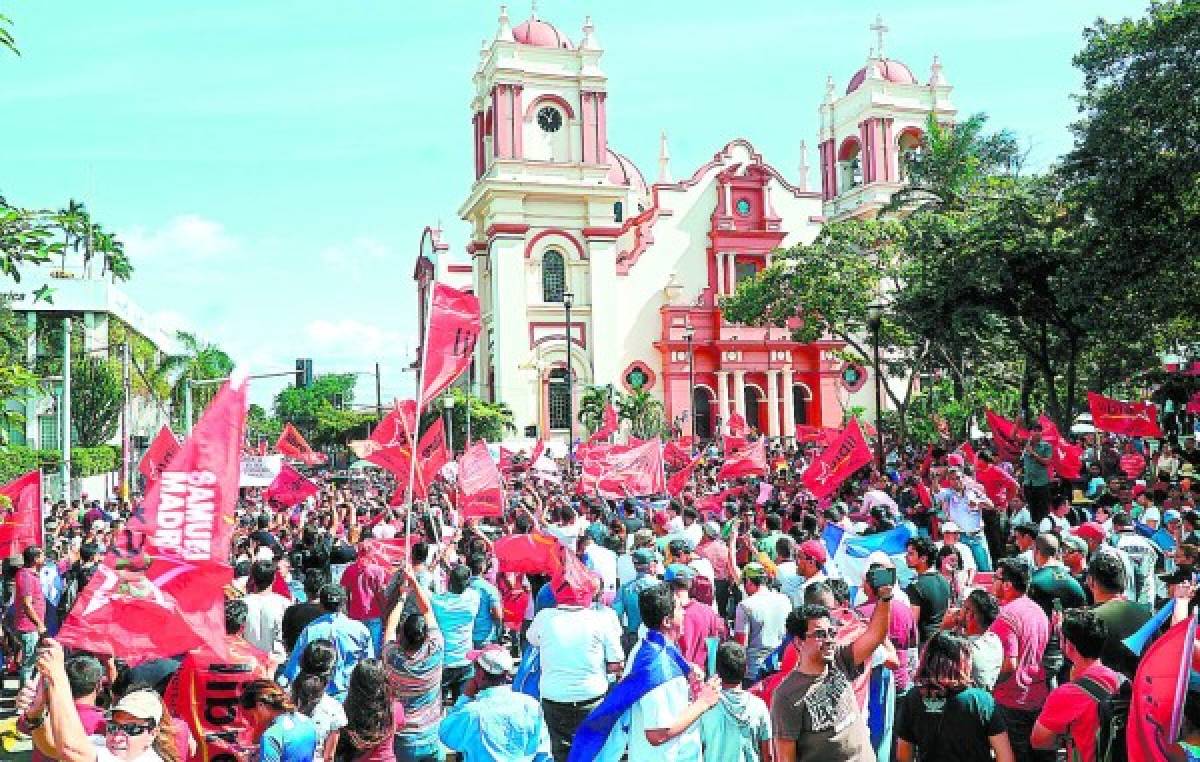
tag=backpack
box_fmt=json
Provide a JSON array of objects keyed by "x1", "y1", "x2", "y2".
[{"x1": 1075, "y1": 675, "x2": 1130, "y2": 762}]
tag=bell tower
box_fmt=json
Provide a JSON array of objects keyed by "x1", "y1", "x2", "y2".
[{"x1": 817, "y1": 16, "x2": 956, "y2": 220}]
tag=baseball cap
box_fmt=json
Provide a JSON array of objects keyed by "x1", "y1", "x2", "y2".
[
  {"x1": 941, "y1": 521, "x2": 961, "y2": 534},
  {"x1": 1112, "y1": 511, "x2": 1133, "y2": 529},
  {"x1": 664, "y1": 563, "x2": 695, "y2": 583},
  {"x1": 1165, "y1": 509, "x2": 1182, "y2": 524},
  {"x1": 112, "y1": 690, "x2": 164, "y2": 724},
  {"x1": 1061, "y1": 534, "x2": 1088, "y2": 555},
  {"x1": 467, "y1": 644, "x2": 516, "y2": 676},
  {"x1": 743, "y1": 562, "x2": 768, "y2": 581},
  {"x1": 702, "y1": 521, "x2": 721, "y2": 538},
  {"x1": 1073, "y1": 522, "x2": 1107, "y2": 544},
  {"x1": 799, "y1": 540, "x2": 828, "y2": 565},
  {"x1": 632, "y1": 548, "x2": 655, "y2": 566},
  {"x1": 668, "y1": 538, "x2": 692, "y2": 555},
  {"x1": 319, "y1": 583, "x2": 348, "y2": 609}
]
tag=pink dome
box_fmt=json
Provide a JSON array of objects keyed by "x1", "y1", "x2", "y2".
[
  {"x1": 606, "y1": 149, "x2": 648, "y2": 196},
  {"x1": 845, "y1": 59, "x2": 917, "y2": 94},
  {"x1": 513, "y1": 17, "x2": 573, "y2": 49}
]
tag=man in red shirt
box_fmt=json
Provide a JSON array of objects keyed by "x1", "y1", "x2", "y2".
[
  {"x1": 13, "y1": 545, "x2": 47, "y2": 688},
  {"x1": 340, "y1": 539, "x2": 391, "y2": 653},
  {"x1": 664, "y1": 563, "x2": 725, "y2": 676},
  {"x1": 990, "y1": 557, "x2": 1052, "y2": 762},
  {"x1": 1031, "y1": 608, "x2": 1124, "y2": 761}
]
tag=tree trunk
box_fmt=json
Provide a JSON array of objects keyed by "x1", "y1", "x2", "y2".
[
  {"x1": 1019, "y1": 352, "x2": 1035, "y2": 425},
  {"x1": 1063, "y1": 335, "x2": 1079, "y2": 432}
]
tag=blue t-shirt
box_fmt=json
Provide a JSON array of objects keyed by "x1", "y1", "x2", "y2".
[
  {"x1": 469, "y1": 576, "x2": 502, "y2": 645},
  {"x1": 432, "y1": 588, "x2": 481, "y2": 668},
  {"x1": 258, "y1": 712, "x2": 318, "y2": 762}
]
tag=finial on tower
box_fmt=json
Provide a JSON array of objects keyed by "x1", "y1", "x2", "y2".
[
  {"x1": 658, "y1": 131, "x2": 673, "y2": 184},
  {"x1": 581, "y1": 16, "x2": 599, "y2": 49},
  {"x1": 824, "y1": 74, "x2": 836, "y2": 103},
  {"x1": 865, "y1": 49, "x2": 881, "y2": 79},
  {"x1": 928, "y1": 54, "x2": 947, "y2": 86},
  {"x1": 530, "y1": 0, "x2": 538, "y2": 19},
  {"x1": 870, "y1": 14, "x2": 889, "y2": 59},
  {"x1": 797, "y1": 140, "x2": 810, "y2": 192},
  {"x1": 497, "y1": 5, "x2": 515, "y2": 42}
]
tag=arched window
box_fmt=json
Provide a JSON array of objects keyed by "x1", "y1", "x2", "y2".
[
  {"x1": 692, "y1": 387, "x2": 714, "y2": 440},
  {"x1": 613, "y1": 201, "x2": 623, "y2": 223},
  {"x1": 542, "y1": 249, "x2": 565, "y2": 303},
  {"x1": 792, "y1": 384, "x2": 812, "y2": 426},
  {"x1": 838, "y1": 138, "x2": 863, "y2": 192},
  {"x1": 548, "y1": 368, "x2": 570, "y2": 430},
  {"x1": 897, "y1": 129, "x2": 924, "y2": 182},
  {"x1": 743, "y1": 386, "x2": 762, "y2": 432}
]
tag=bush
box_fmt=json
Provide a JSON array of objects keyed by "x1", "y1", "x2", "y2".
[{"x1": 0, "y1": 444, "x2": 121, "y2": 482}]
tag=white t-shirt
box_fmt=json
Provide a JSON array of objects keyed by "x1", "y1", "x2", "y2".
[
  {"x1": 242, "y1": 590, "x2": 290, "y2": 657},
  {"x1": 626, "y1": 675, "x2": 702, "y2": 762},
  {"x1": 372, "y1": 523, "x2": 397, "y2": 539},
  {"x1": 585, "y1": 544, "x2": 619, "y2": 595},
  {"x1": 307, "y1": 693, "x2": 347, "y2": 747},
  {"x1": 1039, "y1": 515, "x2": 1071, "y2": 535},
  {"x1": 969, "y1": 631, "x2": 1003, "y2": 690},
  {"x1": 687, "y1": 557, "x2": 715, "y2": 583},
  {"x1": 680, "y1": 523, "x2": 703, "y2": 550},
  {"x1": 527, "y1": 606, "x2": 625, "y2": 702},
  {"x1": 545, "y1": 519, "x2": 587, "y2": 550}
]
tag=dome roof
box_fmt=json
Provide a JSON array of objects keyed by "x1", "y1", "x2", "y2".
[
  {"x1": 845, "y1": 59, "x2": 917, "y2": 94},
  {"x1": 513, "y1": 17, "x2": 573, "y2": 49},
  {"x1": 606, "y1": 149, "x2": 648, "y2": 197}
]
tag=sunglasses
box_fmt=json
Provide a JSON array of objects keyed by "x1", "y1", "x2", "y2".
[
  {"x1": 105, "y1": 721, "x2": 155, "y2": 737},
  {"x1": 806, "y1": 628, "x2": 836, "y2": 641}
]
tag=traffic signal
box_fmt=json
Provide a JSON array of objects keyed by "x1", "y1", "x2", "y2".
[{"x1": 295, "y1": 358, "x2": 313, "y2": 388}]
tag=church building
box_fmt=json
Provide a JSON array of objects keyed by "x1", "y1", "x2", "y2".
[{"x1": 416, "y1": 7, "x2": 956, "y2": 443}]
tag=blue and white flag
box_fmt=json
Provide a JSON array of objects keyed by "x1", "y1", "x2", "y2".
[{"x1": 832, "y1": 523, "x2": 916, "y2": 587}]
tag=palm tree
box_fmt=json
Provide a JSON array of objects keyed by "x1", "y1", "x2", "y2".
[
  {"x1": 90, "y1": 225, "x2": 132, "y2": 281},
  {"x1": 161, "y1": 331, "x2": 234, "y2": 429},
  {"x1": 51, "y1": 199, "x2": 89, "y2": 272},
  {"x1": 616, "y1": 389, "x2": 667, "y2": 440},
  {"x1": 0, "y1": 13, "x2": 18, "y2": 56},
  {"x1": 577, "y1": 384, "x2": 615, "y2": 435}
]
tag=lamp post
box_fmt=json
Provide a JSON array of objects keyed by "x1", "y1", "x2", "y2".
[
  {"x1": 443, "y1": 395, "x2": 455, "y2": 455},
  {"x1": 866, "y1": 302, "x2": 886, "y2": 471},
  {"x1": 682, "y1": 322, "x2": 695, "y2": 443},
  {"x1": 563, "y1": 289, "x2": 574, "y2": 447}
]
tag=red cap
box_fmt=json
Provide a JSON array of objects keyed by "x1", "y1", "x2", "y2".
[
  {"x1": 1132, "y1": 484, "x2": 1147, "y2": 498},
  {"x1": 1074, "y1": 522, "x2": 1107, "y2": 545},
  {"x1": 799, "y1": 539, "x2": 828, "y2": 565},
  {"x1": 946, "y1": 453, "x2": 965, "y2": 467}
]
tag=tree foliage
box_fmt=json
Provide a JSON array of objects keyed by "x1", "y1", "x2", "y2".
[
  {"x1": 423, "y1": 387, "x2": 516, "y2": 451},
  {"x1": 71, "y1": 356, "x2": 123, "y2": 447},
  {"x1": 167, "y1": 331, "x2": 234, "y2": 429}
]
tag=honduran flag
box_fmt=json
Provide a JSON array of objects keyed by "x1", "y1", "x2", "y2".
[{"x1": 568, "y1": 630, "x2": 692, "y2": 761}]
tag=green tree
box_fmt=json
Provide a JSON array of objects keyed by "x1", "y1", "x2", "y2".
[
  {"x1": 577, "y1": 384, "x2": 615, "y2": 435},
  {"x1": 616, "y1": 389, "x2": 666, "y2": 440},
  {"x1": 246, "y1": 404, "x2": 283, "y2": 445},
  {"x1": 423, "y1": 387, "x2": 515, "y2": 451},
  {"x1": 71, "y1": 356, "x2": 123, "y2": 447},
  {"x1": 0, "y1": 12, "x2": 17, "y2": 56},
  {"x1": 0, "y1": 197, "x2": 53, "y2": 280},
  {"x1": 165, "y1": 331, "x2": 234, "y2": 429},
  {"x1": 274, "y1": 373, "x2": 357, "y2": 425}
]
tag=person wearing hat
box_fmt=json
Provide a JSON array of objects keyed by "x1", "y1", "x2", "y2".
[
  {"x1": 934, "y1": 467, "x2": 995, "y2": 572},
  {"x1": 788, "y1": 539, "x2": 830, "y2": 608},
  {"x1": 1060, "y1": 533, "x2": 1090, "y2": 583},
  {"x1": 282, "y1": 582, "x2": 375, "y2": 701},
  {"x1": 936, "y1": 521, "x2": 978, "y2": 586},
  {"x1": 439, "y1": 644, "x2": 553, "y2": 760},
  {"x1": 733, "y1": 561, "x2": 791, "y2": 681},
  {"x1": 615, "y1": 548, "x2": 662, "y2": 652}
]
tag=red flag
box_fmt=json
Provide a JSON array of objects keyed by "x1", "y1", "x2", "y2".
[
  {"x1": 585, "y1": 404, "x2": 620, "y2": 446},
  {"x1": 727, "y1": 411, "x2": 748, "y2": 436},
  {"x1": 494, "y1": 532, "x2": 563, "y2": 574},
  {"x1": 264, "y1": 462, "x2": 318, "y2": 507},
  {"x1": 723, "y1": 434, "x2": 748, "y2": 453},
  {"x1": 1088, "y1": 391, "x2": 1163, "y2": 438},
  {"x1": 1187, "y1": 392, "x2": 1200, "y2": 415},
  {"x1": 1038, "y1": 415, "x2": 1083, "y2": 479},
  {"x1": 801, "y1": 419, "x2": 873, "y2": 499},
  {"x1": 718, "y1": 438, "x2": 768, "y2": 480},
  {"x1": 138, "y1": 425, "x2": 181, "y2": 484},
  {"x1": 958, "y1": 442, "x2": 978, "y2": 469},
  {"x1": 125, "y1": 377, "x2": 247, "y2": 563},
  {"x1": 414, "y1": 418, "x2": 450, "y2": 498},
  {"x1": 353, "y1": 399, "x2": 418, "y2": 477},
  {"x1": 420, "y1": 282, "x2": 481, "y2": 405},
  {"x1": 275, "y1": 422, "x2": 327, "y2": 465},
  {"x1": 696, "y1": 486, "x2": 741, "y2": 517},
  {"x1": 529, "y1": 438, "x2": 546, "y2": 466},
  {"x1": 984, "y1": 410, "x2": 1026, "y2": 463},
  {"x1": 0, "y1": 470, "x2": 41, "y2": 558},
  {"x1": 667, "y1": 454, "x2": 702, "y2": 497},
  {"x1": 498, "y1": 446, "x2": 516, "y2": 475},
  {"x1": 1128, "y1": 614, "x2": 1196, "y2": 761},
  {"x1": 578, "y1": 438, "x2": 667, "y2": 499},
  {"x1": 458, "y1": 441, "x2": 504, "y2": 518},
  {"x1": 359, "y1": 537, "x2": 417, "y2": 568},
  {"x1": 663, "y1": 440, "x2": 692, "y2": 470},
  {"x1": 58, "y1": 557, "x2": 231, "y2": 663}
]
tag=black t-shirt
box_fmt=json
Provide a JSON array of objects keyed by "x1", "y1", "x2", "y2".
[
  {"x1": 905, "y1": 571, "x2": 952, "y2": 643},
  {"x1": 281, "y1": 602, "x2": 325, "y2": 652},
  {"x1": 1092, "y1": 598, "x2": 1152, "y2": 678},
  {"x1": 895, "y1": 687, "x2": 1006, "y2": 762}
]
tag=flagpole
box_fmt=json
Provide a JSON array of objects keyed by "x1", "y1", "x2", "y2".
[{"x1": 404, "y1": 282, "x2": 438, "y2": 558}]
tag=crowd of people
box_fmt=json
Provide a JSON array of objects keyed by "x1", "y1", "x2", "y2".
[{"x1": 5, "y1": 418, "x2": 1200, "y2": 762}]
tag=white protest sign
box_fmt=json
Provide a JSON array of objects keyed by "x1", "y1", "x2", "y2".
[{"x1": 239, "y1": 455, "x2": 283, "y2": 487}]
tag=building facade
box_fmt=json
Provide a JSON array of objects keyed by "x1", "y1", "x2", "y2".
[{"x1": 423, "y1": 8, "x2": 955, "y2": 443}]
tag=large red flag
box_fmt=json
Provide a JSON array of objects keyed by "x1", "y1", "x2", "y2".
[
  {"x1": 359, "y1": 537, "x2": 418, "y2": 568},
  {"x1": 458, "y1": 441, "x2": 504, "y2": 518},
  {"x1": 1038, "y1": 415, "x2": 1083, "y2": 479},
  {"x1": 125, "y1": 377, "x2": 247, "y2": 563},
  {"x1": 1128, "y1": 614, "x2": 1196, "y2": 761},
  {"x1": 275, "y1": 422, "x2": 327, "y2": 465},
  {"x1": 0, "y1": 470, "x2": 41, "y2": 558},
  {"x1": 138, "y1": 425, "x2": 181, "y2": 484},
  {"x1": 353, "y1": 399, "x2": 417, "y2": 477},
  {"x1": 1187, "y1": 392, "x2": 1200, "y2": 415},
  {"x1": 57, "y1": 557, "x2": 231, "y2": 663},
  {"x1": 420, "y1": 282, "x2": 481, "y2": 405},
  {"x1": 727, "y1": 411, "x2": 748, "y2": 436},
  {"x1": 264, "y1": 462, "x2": 318, "y2": 507},
  {"x1": 415, "y1": 418, "x2": 450, "y2": 499},
  {"x1": 984, "y1": 410, "x2": 1026, "y2": 463},
  {"x1": 1088, "y1": 391, "x2": 1163, "y2": 438},
  {"x1": 578, "y1": 438, "x2": 667, "y2": 499},
  {"x1": 663, "y1": 440, "x2": 692, "y2": 470},
  {"x1": 696, "y1": 486, "x2": 742, "y2": 517},
  {"x1": 494, "y1": 532, "x2": 563, "y2": 574},
  {"x1": 667, "y1": 454, "x2": 703, "y2": 497},
  {"x1": 718, "y1": 438, "x2": 767, "y2": 480},
  {"x1": 801, "y1": 419, "x2": 873, "y2": 499}
]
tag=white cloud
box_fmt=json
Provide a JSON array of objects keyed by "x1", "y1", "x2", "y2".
[
  {"x1": 317, "y1": 235, "x2": 392, "y2": 266},
  {"x1": 122, "y1": 214, "x2": 238, "y2": 260},
  {"x1": 305, "y1": 318, "x2": 414, "y2": 360}
]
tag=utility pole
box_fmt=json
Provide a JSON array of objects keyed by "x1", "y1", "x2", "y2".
[
  {"x1": 465, "y1": 358, "x2": 473, "y2": 446},
  {"x1": 183, "y1": 378, "x2": 193, "y2": 435},
  {"x1": 60, "y1": 318, "x2": 72, "y2": 501},
  {"x1": 121, "y1": 343, "x2": 131, "y2": 503},
  {"x1": 374, "y1": 362, "x2": 383, "y2": 420}
]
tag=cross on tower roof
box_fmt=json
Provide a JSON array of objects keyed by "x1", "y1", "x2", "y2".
[
  {"x1": 871, "y1": 14, "x2": 888, "y2": 59},
  {"x1": 530, "y1": 0, "x2": 538, "y2": 19}
]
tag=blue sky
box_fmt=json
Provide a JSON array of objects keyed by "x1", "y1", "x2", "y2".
[{"x1": 0, "y1": 0, "x2": 1145, "y2": 408}]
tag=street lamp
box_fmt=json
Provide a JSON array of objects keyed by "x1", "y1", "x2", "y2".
[
  {"x1": 682, "y1": 322, "x2": 695, "y2": 443},
  {"x1": 865, "y1": 302, "x2": 886, "y2": 471},
  {"x1": 443, "y1": 395, "x2": 455, "y2": 455},
  {"x1": 563, "y1": 290, "x2": 574, "y2": 447}
]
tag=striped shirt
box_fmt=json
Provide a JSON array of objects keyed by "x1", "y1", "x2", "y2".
[{"x1": 383, "y1": 630, "x2": 445, "y2": 745}]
